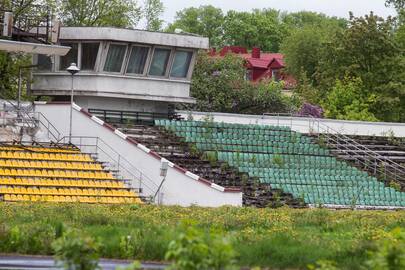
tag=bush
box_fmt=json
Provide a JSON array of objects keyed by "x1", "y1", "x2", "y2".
[
  {"x1": 165, "y1": 222, "x2": 236, "y2": 270},
  {"x1": 364, "y1": 227, "x2": 405, "y2": 270},
  {"x1": 52, "y1": 229, "x2": 101, "y2": 270}
]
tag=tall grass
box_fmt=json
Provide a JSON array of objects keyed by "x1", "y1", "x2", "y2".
[{"x1": 0, "y1": 202, "x2": 403, "y2": 269}]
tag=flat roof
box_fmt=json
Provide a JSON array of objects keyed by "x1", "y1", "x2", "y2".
[
  {"x1": 58, "y1": 27, "x2": 209, "y2": 49},
  {"x1": 0, "y1": 39, "x2": 70, "y2": 55}
]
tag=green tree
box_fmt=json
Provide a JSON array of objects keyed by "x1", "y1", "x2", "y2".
[
  {"x1": 385, "y1": 0, "x2": 405, "y2": 12},
  {"x1": 281, "y1": 11, "x2": 347, "y2": 31},
  {"x1": 189, "y1": 52, "x2": 247, "y2": 112},
  {"x1": 188, "y1": 52, "x2": 297, "y2": 114},
  {"x1": 223, "y1": 9, "x2": 284, "y2": 52},
  {"x1": 316, "y1": 12, "x2": 405, "y2": 122},
  {"x1": 166, "y1": 5, "x2": 224, "y2": 47},
  {"x1": 143, "y1": 0, "x2": 164, "y2": 31},
  {"x1": 56, "y1": 0, "x2": 142, "y2": 27},
  {"x1": 323, "y1": 77, "x2": 378, "y2": 121},
  {"x1": 281, "y1": 25, "x2": 335, "y2": 84}
]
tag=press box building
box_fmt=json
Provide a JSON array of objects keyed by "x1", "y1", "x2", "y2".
[{"x1": 31, "y1": 27, "x2": 209, "y2": 118}]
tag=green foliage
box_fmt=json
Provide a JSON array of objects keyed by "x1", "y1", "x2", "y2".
[
  {"x1": 223, "y1": 9, "x2": 285, "y2": 52},
  {"x1": 272, "y1": 154, "x2": 284, "y2": 168},
  {"x1": 143, "y1": 0, "x2": 164, "y2": 31},
  {"x1": 53, "y1": 232, "x2": 98, "y2": 268},
  {"x1": 189, "y1": 52, "x2": 246, "y2": 112},
  {"x1": 166, "y1": 5, "x2": 224, "y2": 47},
  {"x1": 364, "y1": 227, "x2": 405, "y2": 270},
  {"x1": 389, "y1": 181, "x2": 401, "y2": 192},
  {"x1": 316, "y1": 13, "x2": 405, "y2": 122},
  {"x1": 308, "y1": 260, "x2": 340, "y2": 270},
  {"x1": 0, "y1": 203, "x2": 405, "y2": 269},
  {"x1": 386, "y1": 0, "x2": 405, "y2": 12},
  {"x1": 52, "y1": 228, "x2": 100, "y2": 270},
  {"x1": 165, "y1": 222, "x2": 236, "y2": 270},
  {"x1": 0, "y1": 52, "x2": 31, "y2": 100},
  {"x1": 280, "y1": 21, "x2": 345, "y2": 87},
  {"x1": 188, "y1": 52, "x2": 297, "y2": 114},
  {"x1": 55, "y1": 0, "x2": 142, "y2": 27},
  {"x1": 323, "y1": 77, "x2": 378, "y2": 121}
]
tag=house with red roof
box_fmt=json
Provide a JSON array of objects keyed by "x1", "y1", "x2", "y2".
[{"x1": 211, "y1": 46, "x2": 296, "y2": 89}]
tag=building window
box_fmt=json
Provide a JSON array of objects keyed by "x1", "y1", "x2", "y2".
[
  {"x1": 59, "y1": 43, "x2": 78, "y2": 70},
  {"x1": 126, "y1": 46, "x2": 149, "y2": 74},
  {"x1": 148, "y1": 48, "x2": 171, "y2": 76},
  {"x1": 81, "y1": 43, "x2": 99, "y2": 71},
  {"x1": 37, "y1": 55, "x2": 52, "y2": 71},
  {"x1": 170, "y1": 50, "x2": 192, "y2": 78},
  {"x1": 104, "y1": 44, "x2": 127, "y2": 72}
]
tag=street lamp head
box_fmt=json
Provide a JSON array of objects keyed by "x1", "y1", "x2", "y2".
[{"x1": 67, "y1": 63, "x2": 80, "y2": 75}]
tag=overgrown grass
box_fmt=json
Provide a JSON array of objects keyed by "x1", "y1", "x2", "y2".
[{"x1": 0, "y1": 203, "x2": 404, "y2": 269}]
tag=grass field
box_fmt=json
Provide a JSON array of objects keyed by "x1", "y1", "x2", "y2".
[{"x1": 0, "y1": 203, "x2": 404, "y2": 269}]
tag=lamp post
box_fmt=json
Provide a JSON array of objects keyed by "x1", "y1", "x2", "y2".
[{"x1": 67, "y1": 63, "x2": 80, "y2": 144}]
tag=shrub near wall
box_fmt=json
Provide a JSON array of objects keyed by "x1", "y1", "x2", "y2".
[{"x1": 0, "y1": 203, "x2": 404, "y2": 269}]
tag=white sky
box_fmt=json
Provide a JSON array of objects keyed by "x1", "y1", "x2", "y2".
[{"x1": 160, "y1": 0, "x2": 397, "y2": 25}]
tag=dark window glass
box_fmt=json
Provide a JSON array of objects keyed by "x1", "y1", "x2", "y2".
[
  {"x1": 60, "y1": 43, "x2": 78, "y2": 70},
  {"x1": 148, "y1": 48, "x2": 171, "y2": 76},
  {"x1": 81, "y1": 43, "x2": 99, "y2": 70},
  {"x1": 126, "y1": 46, "x2": 149, "y2": 74},
  {"x1": 37, "y1": 55, "x2": 52, "y2": 71},
  {"x1": 104, "y1": 44, "x2": 127, "y2": 72},
  {"x1": 170, "y1": 51, "x2": 192, "y2": 78}
]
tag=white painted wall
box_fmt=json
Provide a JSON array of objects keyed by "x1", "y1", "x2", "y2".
[
  {"x1": 75, "y1": 96, "x2": 169, "y2": 113},
  {"x1": 32, "y1": 73, "x2": 195, "y2": 104},
  {"x1": 179, "y1": 111, "x2": 405, "y2": 137},
  {"x1": 35, "y1": 104, "x2": 242, "y2": 207}
]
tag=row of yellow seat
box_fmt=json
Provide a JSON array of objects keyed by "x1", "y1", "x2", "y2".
[
  {"x1": 0, "y1": 186, "x2": 136, "y2": 197},
  {"x1": 0, "y1": 151, "x2": 93, "y2": 162},
  {"x1": 0, "y1": 159, "x2": 103, "y2": 171},
  {"x1": 0, "y1": 178, "x2": 125, "y2": 188},
  {"x1": 3, "y1": 194, "x2": 141, "y2": 204},
  {"x1": 0, "y1": 146, "x2": 80, "y2": 154},
  {"x1": 0, "y1": 169, "x2": 114, "y2": 179}
]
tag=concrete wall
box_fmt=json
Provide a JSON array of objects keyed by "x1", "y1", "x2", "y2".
[
  {"x1": 35, "y1": 103, "x2": 242, "y2": 207},
  {"x1": 59, "y1": 27, "x2": 209, "y2": 49},
  {"x1": 32, "y1": 73, "x2": 195, "y2": 104},
  {"x1": 178, "y1": 111, "x2": 405, "y2": 137},
  {"x1": 75, "y1": 96, "x2": 169, "y2": 113}
]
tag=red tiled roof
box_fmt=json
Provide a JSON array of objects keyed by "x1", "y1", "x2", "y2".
[{"x1": 240, "y1": 53, "x2": 285, "y2": 69}]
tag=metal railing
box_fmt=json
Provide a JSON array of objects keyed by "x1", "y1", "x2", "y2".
[
  {"x1": 0, "y1": 99, "x2": 61, "y2": 142},
  {"x1": 1, "y1": 6, "x2": 53, "y2": 43},
  {"x1": 58, "y1": 136, "x2": 160, "y2": 202},
  {"x1": 88, "y1": 108, "x2": 179, "y2": 126},
  {"x1": 308, "y1": 117, "x2": 405, "y2": 184}
]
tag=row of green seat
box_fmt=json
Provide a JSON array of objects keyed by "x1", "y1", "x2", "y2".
[
  {"x1": 156, "y1": 119, "x2": 292, "y2": 132},
  {"x1": 156, "y1": 120, "x2": 405, "y2": 207}
]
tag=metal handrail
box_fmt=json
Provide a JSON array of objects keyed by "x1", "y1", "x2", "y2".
[
  {"x1": 33, "y1": 111, "x2": 61, "y2": 141},
  {"x1": 0, "y1": 99, "x2": 61, "y2": 142},
  {"x1": 58, "y1": 136, "x2": 159, "y2": 199},
  {"x1": 308, "y1": 118, "x2": 405, "y2": 183}
]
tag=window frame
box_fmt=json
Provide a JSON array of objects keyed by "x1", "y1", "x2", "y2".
[
  {"x1": 79, "y1": 41, "x2": 102, "y2": 72},
  {"x1": 101, "y1": 42, "x2": 129, "y2": 74},
  {"x1": 57, "y1": 41, "x2": 79, "y2": 71},
  {"x1": 147, "y1": 46, "x2": 174, "y2": 78},
  {"x1": 168, "y1": 48, "x2": 195, "y2": 80},
  {"x1": 124, "y1": 44, "x2": 152, "y2": 76},
  {"x1": 34, "y1": 54, "x2": 54, "y2": 72}
]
